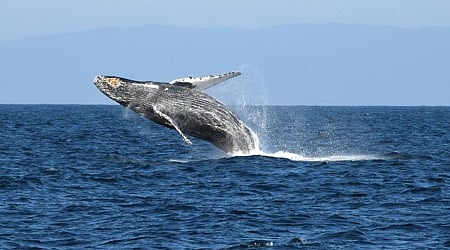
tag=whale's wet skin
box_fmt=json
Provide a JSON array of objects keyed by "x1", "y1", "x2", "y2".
[{"x1": 94, "y1": 72, "x2": 256, "y2": 154}]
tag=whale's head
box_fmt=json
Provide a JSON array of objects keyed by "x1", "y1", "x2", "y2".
[{"x1": 94, "y1": 75, "x2": 136, "y2": 106}]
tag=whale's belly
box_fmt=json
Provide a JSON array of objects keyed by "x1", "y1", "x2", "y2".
[{"x1": 130, "y1": 86, "x2": 256, "y2": 153}]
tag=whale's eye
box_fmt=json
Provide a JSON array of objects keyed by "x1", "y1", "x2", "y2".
[{"x1": 107, "y1": 78, "x2": 121, "y2": 88}]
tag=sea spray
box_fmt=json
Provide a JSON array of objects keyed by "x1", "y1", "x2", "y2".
[
  {"x1": 206, "y1": 65, "x2": 270, "y2": 150},
  {"x1": 235, "y1": 65, "x2": 269, "y2": 149},
  {"x1": 122, "y1": 106, "x2": 133, "y2": 119}
]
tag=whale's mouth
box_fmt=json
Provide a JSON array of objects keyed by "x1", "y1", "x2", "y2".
[
  {"x1": 93, "y1": 75, "x2": 103, "y2": 83},
  {"x1": 93, "y1": 75, "x2": 128, "y2": 105},
  {"x1": 93, "y1": 75, "x2": 106, "y2": 90}
]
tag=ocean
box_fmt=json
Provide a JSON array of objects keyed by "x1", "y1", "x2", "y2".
[{"x1": 0, "y1": 105, "x2": 449, "y2": 249}]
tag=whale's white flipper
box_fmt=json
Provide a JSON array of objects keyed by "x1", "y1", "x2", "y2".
[
  {"x1": 170, "y1": 71, "x2": 241, "y2": 90},
  {"x1": 154, "y1": 107, "x2": 192, "y2": 145}
]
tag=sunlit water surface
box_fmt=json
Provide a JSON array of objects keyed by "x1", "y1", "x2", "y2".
[{"x1": 0, "y1": 105, "x2": 449, "y2": 249}]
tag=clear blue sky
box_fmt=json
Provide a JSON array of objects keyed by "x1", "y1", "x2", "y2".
[
  {"x1": 1, "y1": 0, "x2": 450, "y2": 105},
  {"x1": 2, "y1": 0, "x2": 450, "y2": 42}
]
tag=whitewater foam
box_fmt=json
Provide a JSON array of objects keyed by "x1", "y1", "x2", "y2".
[
  {"x1": 266, "y1": 151, "x2": 382, "y2": 162},
  {"x1": 232, "y1": 149, "x2": 381, "y2": 162}
]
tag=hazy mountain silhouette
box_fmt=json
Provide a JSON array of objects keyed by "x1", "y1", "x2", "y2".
[{"x1": 1, "y1": 24, "x2": 449, "y2": 105}]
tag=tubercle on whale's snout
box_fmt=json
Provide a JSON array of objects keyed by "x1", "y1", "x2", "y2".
[
  {"x1": 93, "y1": 75, "x2": 103, "y2": 83},
  {"x1": 93, "y1": 75, "x2": 107, "y2": 89}
]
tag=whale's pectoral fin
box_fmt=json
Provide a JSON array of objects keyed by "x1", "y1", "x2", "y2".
[
  {"x1": 153, "y1": 107, "x2": 192, "y2": 145},
  {"x1": 169, "y1": 71, "x2": 241, "y2": 91}
]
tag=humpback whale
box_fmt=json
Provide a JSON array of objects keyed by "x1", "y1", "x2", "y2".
[{"x1": 93, "y1": 71, "x2": 256, "y2": 153}]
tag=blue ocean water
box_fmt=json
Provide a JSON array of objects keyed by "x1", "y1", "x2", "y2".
[{"x1": 0, "y1": 105, "x2": 449, "y2": 249}]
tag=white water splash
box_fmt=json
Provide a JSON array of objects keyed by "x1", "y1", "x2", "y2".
[
  {"x1": 232, "y1": 130, "x2": 382, "y2": 162},
  {"x1": 122, "y1": 106, "x2": 133, "y2": 119},
  {"x1": 262, "y1": 151, "x2": 382, "y2": 162},
  {"x1": 213, "y1": 66, "x2": 383, "y2": 163},
  {"x1": 233, "y1": 148, "x2": 383, "y2": 162}
]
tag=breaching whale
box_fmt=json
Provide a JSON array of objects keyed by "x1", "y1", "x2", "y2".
[{"x1": 93, "y1": 71, "x2": 256, "y2": 153}]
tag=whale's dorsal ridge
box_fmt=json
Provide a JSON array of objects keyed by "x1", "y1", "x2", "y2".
[{"x1": 169, "y1": 71, "x2": 241, "y2": 90}]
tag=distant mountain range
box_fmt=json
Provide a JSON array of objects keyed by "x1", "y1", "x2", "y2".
[{"x1": 1, "y1": 24, "x2": 449, "y2": 105}]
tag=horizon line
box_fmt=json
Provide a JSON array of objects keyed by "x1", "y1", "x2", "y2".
[{"x1": 2, "y1": 21, "x2": 450, "y2": 44}]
